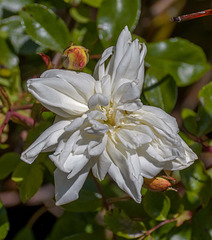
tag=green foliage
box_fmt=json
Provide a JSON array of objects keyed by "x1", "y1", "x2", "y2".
[
  {"x1": 0, "y1": 152, "x2": 20, "y2": 180},
  {"x1": 104, "y1": 209, "x2": 145, "y2": 239},
  {"x1": 180, "y1": 161, "x2": 212, "y2": 207},
  {"x1": 12, "y1": 161, "x2": 44, "y2": 203},
  {"x1": 0, "y1": 201, "x2": 9, "y2": 240},
  {"x1": 19, "y1": 4, "x2": 70, "y2": 52},
  {"x1": 197, "y1": 81, "x2": 212, "y2": 136},
  {"x1": 144, "y1": 70, "x2": 177, "y2": 113},
  {"x1": 143, "y1": 191, "x2": 170, "y2": 221},
  {"x1": 97, "y1": 0, "x2": 141, "y2": 47},
  {"x1": 13, "y1": 227, "x2": 35, "y2": 240},
  {"x1": 146, "y1": 38, "x2": 210, "y2": 86},
  {"x1": 63, "y1": 190, "x2": 102, "y2": 212}
]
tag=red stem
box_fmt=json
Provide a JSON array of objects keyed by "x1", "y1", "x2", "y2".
[{"x1": 0, "y1": 109, "x2": 13, "y2": 135}]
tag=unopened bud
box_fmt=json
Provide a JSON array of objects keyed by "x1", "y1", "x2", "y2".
[
  {"x1": 144, "y1": 177, "x2": 172, "y2": 192},
  {"x1": 62, "y1": 44, "x2": 89, "y2": 70}
]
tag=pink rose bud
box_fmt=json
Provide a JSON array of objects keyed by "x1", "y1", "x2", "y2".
[
  {"x1": 144, "y1": 177, "x2": 172, "y2": 192},
  {"x1": 62, "y1": 44, "x2": 89, "y2": 70}
]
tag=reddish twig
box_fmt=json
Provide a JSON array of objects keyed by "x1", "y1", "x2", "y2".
[
  {"x1": 12, "y1": 104, "x2": 33, "y2": 111},
  {"x1": 138, "y1": 218, "x2": 176, "y2": 239},
  {"x1": 0, "y1": 109, "x2": 13, "y2": 135},
  {"x1": 90, "y1": 54, "x2": 102, "y2": 59}
]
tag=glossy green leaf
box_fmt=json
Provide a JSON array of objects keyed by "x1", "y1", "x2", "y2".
[
  {"x1": 63, "y1": 190, "x2": 102, "y2": 212},
  {"x1": 12, "y1": 162, "x2": 44, "y2": 203},
  {"x1": 0, "y1": 201, "x2": 9, "y2": 240},
  {"x1": 0, "y1": 16, "x2": 29, "y2": 53},
  {"x1": 0, "y1": 0, "x2": 33, "y2": 12},
  {"x1": 197, "y1": 81, "x2": 212, "y2": 136},
  {"x1": 0, "y1": 152, "x2": 20, "y2": 180},
  {"x1": 143, "y1": 69, "x2": 177, "y2": 113},
  {"x1": 97, "y1": 0, "x2": 141, "y2": 47},
  {"x1": 19, "y1": 4, "x2": 70, "y2": 52},
  {"x1": 13, "y1": 227, "x2": 35, "y2": 240},
  {"x1": 82, "y1": 0, "x2": 102, "y2": 8},
  {"x1": 104, "y1": 209, "x2": 145, "y2": 239},
  {"x1": 182, "y1": 108, "x2": 198, "y2": 136},
  {"x1": 192, "y1": 203, "x2": 212, "y2": 240},
  {"x1": 146, "y1": 38, "x2": 210, "y2": 86},
  {"x1": 180, "y1": 160, "x2": 212, "y2": 206},
  {"x1": 0, "y1": 38, "x2": 19, "y2": 68},
  {"x1": 143, "y1": 191, "x2": 170, "y2": 221}
]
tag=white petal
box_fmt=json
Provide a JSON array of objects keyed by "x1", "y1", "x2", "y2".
[
  {"x1": 88, "y1": 135, "x2": 108, "y2": 156},
  {"x1": 54, "y1": 166, "x2": 89, "y2": 205},
  {"x1": 93, "y1": 46, "x2": 114, "y2": 80},
  {"x1": 21, "y1": 120, "x2": 70, "y2": 164},
  {"x1": 136, "y1": 43, "x2": 147, "y2": 92},
  {"x1": 28, "y1": 70, "x2": 95, "y2": 118},
  {"x1": 114, "y1": 39, "x2": 140, "y2": 83},
  {"x1": 108, "y1": 161, "x2": 143, "y2": 203},
  {"x1": 116, "y1": 127, "x2": 152, "y2": 149},
  {"x1": 111, "y1": 26, "x2": 132, "y2": 81},
  {"x1": 107, "y1": 138, "x2": 142, "y2": 202},
  {"x1": 92, "y1": 150, "x2": 112, "y2": 181},
  {"x1": 88, "y1": 93, "x2": 109, "y2": 109}
]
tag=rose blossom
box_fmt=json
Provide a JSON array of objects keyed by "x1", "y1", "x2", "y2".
[{"x1": 21, "y1": 26, "x2": 197, "y2": 205}]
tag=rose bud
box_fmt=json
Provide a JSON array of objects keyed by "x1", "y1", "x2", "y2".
[
  {"x1": 62, "y1": 44, "x2": 89, "y2": 70},
  {"x1": 143, "y1": 177, "x2": 172, "y2": 192}
]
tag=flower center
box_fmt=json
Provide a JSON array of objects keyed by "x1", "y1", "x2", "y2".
[{"x1": 106, "y1": 106, "x2": 116, "y2": 126}]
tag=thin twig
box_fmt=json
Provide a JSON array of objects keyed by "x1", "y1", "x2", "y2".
[
  {"x1": 26, "y1": 206, "x2": 47, "y2": 229},
  {"x1": 92, "y1": 175, "x2": 109, "y2": 210},
  {"x1": 90, "y1": 54, "x2": 102, "y2": 59},
  {"x1": 0, "y1": 109, "x2": 13, "y2": 135},
  {"x1": 12, "y1": 104, "x2": 33, "y2": 111}
]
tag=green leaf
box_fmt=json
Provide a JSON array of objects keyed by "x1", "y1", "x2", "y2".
[
  {"x1": 97, "y1": 0, "x2": 141, "y2": 47},
  {"x1": 104, "y1": 209, "x2": 145, "y2": 239},
  {"x1": 0, "y1": 16, "x2": 29, "y2": 53},
  {"x1": 146, "y1": 38, "x2": 210, "y2": 86},
  {"x1": 12, "y1": 162, "x2": 44, "y2": 203},
  {"x1": 0, "y1": 0, "x2": 33, "y2": 12},
  {"x1": 63, "y1": 190, "x2": 102, "y2": 212},
  {"x1": 192, "y1": 203, "x2": 212, "y2": 240},
  {"x1": 143, "y1": 69, "x2": 177, "y2": 113},
  {"x1": 19, "y1": 4, "x2": 70, "y2": 52},
  {"x1": 82, "y1": 0, "x2": 103, "y2": 8},
  {"x1": 0, "y1": 152, "x2": 20, "y2": 180},
  {"x1": 182, "y1": 108, "x2": 198, "y2": 136},
  {"x1": 179, "y1": 132, "x2": 202, "y2": 155},
  {"x1": 13, "y1": 227, "x2": 35, "y2": 240},
  {"x1": 180, "y1": 160, "x2": 212, "y2": 206},
  {"x1": 197, "y1": 81, "x2": 212, "y2": 136},
  {"x1": 143, "y1": 191, "x2": 170, "y2": 221},
  {"x1": 0, "y1": 38, "x2": 19, "y2": 68},
  {"x1": 0, "y1": 201, "x2": 9, "y2": 240},
  {"x1": 46, "y1": 212, "x2": 87, "y2": 240}
]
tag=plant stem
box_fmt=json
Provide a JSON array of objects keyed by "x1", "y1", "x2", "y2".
[
  {"x1": 26, "y1": 206, "x2": 47, "y2": 229},
  {"x1": 92, "y1": 175, "x2": 109, "y2": 210}
]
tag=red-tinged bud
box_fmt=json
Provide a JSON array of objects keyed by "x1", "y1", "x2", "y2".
[
  {"x1": 62, "y1": 44, "x2": 89, "y2": 70},
  {"x1": 37, "y1": 53, "x2": 54, "y2": 69},
  {"x1": 143, "y1": 177, "x2": 172, "y2": 192}
]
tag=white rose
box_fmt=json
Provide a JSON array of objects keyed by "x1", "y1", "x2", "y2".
[{"x1": 21, "y1": 26, "x2": 197, "y2": 205}]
